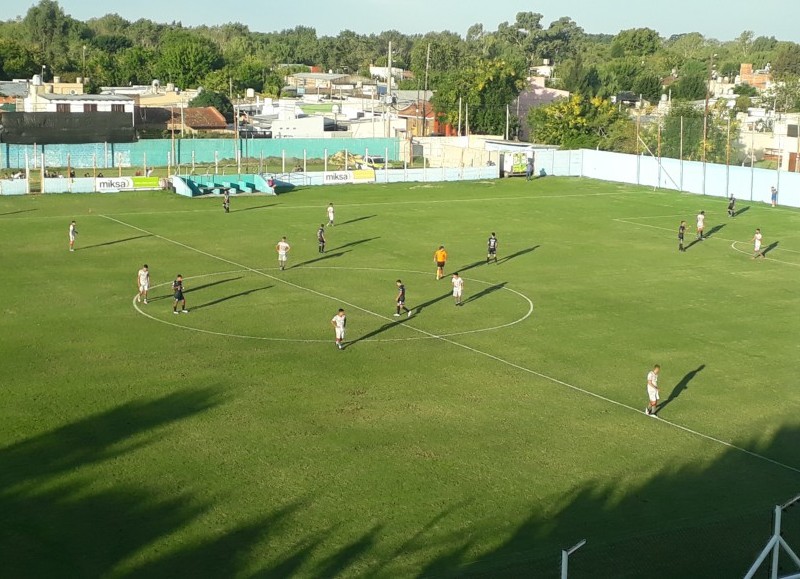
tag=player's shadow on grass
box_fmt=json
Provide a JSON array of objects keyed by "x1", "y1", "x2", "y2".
[
  {"x1": 657, "y1": 364, "x2": 705, "y2": 415},
  {"x1": 338, "y1": 214, "x2": 377, "y2": 226},
  {"x1": 78, "y1": 234, "x2": 152, "y2": 250},
  {"x1": 704, "y1": 224, "x2": 726, "y2": 239},
  {"x1": 685, "y1": 238, "x2": 703, "y2": 251},
  {"x1": 235, "y1": 203, "x2": 280, "y2": 212},
  {"x1": 0, "y1": 208, "x2": 37, "y2": 216},
  {"x1": 293, "y1": 251, "x2": 351, "y2": 268},
  {"x1": 327, "y1": 236, "x2": 381, "y2": 252},
  {"x1": 346, "y1": 318, "x2": 410, "y2": 348},
  {"x1": 497, "y1": 245, "x2": 540, "y2": 264},
  {"x1": 455, "y1": 260, "x2": 487, "y2": 275},
  {"x1": 461, "y1": 282, "x2": 507, "y2": 306},
  {"x1": 761, "y1": 241, "x2": 779, "y2": 256},
  {"x1": 192, "y1": 285, "x2": 273, "y2": 311},
  {"x1": 148, "y1": 276, "x2": 243, "y2": 303},
  {"x1": 734, "y1": 206, "x2": 750, "y2": 217}
]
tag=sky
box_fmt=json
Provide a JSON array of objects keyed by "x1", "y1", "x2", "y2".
[{"x1": 2, "y1": 0, "x2": 799, "y2": 43}]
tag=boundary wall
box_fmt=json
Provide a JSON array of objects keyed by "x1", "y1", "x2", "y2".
[
  {"x1": 535, "y1": 149, "x2": 800, "y2": 208},
  {"x1": 0, "y1": 138, "x2": 401, "y2": 169}
]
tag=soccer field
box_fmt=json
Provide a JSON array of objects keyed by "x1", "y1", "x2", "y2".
[{"x1": 1, "y1": 177, "x2": 799, "y2": 578}]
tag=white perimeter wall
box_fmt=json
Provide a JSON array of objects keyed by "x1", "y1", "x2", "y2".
[{"x1": 535, "y1": 149, "x2": 800, "y2": 208}]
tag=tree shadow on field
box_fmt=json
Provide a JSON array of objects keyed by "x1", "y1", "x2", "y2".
[
  {"x1": 657, "y1": 364, "x2": 705, "y2": 415},
  {"x1": 704, "y1": 224, "x2": 726, "y2": 239},
  {"x1": 192, "y1": 285, "x2": 273, "y2": 311},
  {"x1": 5, "y1": 390, "x2": 800, "y2": 576},
  {"x1": 338, "y1": 214, "x2": 377, "y2": 226},
  {"x1": 78, "y1": 234, "x2": 152, "y2": 250},
  {"x1": 461, "y1": 282, "x2": 507, "y2": 306},
  {"x1": 0, "y1": 386, "x2": 388, "y2": 578},
  {"x1": 497, "y1": 245, "x2": 540, "y2": 264},
  {"x1": 734, "y1": 206, "x2": 750, "y2": 217},
  {"x1": 402, "y1": 425, "x2": 800, "y2": 578},
  {"x1": 762, "y1": 241, "x2": 779, "y2": 257}
]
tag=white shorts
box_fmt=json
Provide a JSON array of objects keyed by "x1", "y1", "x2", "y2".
[
  {"x1": 335, "y1": 328, "x2": 345, "y2": 340},
  {"x1": 453, "y1": 290, "x2": 462, "y2": 297},
  {"x1": 754, "y1": 242, "x2": 761, "y2": 252},
  {"x1": 69, "y1": 235, "x2": 76, "y2": 242},
  {"x1": 647, "y1": 385, "x2": 659, "y2": 402},
  {"x1": 139, "y1": 283, "x2": 149, "y2": 292},
  {"x1": 278, "y1": 252, "x2": 287, "y2": 260}
]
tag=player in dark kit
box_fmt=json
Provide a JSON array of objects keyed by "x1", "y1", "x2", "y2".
[
  {"x1": 727, "y1": 196, "x2": 736, "y2": 217},
  {"x1": 394, "y1": 280, "x2": 412, "y2": 317},
  {"x1": 487, "y1": 232, "x2": 498, "y2": 263},
  {"x1": 317, "y1": 224, "x2": 326, "y2": 253},
  {"x1": 172, "y1": 275, "x2": 188, "y2": 314},
  {"x1": 223, "y1": 190, "x2": 230, "y2": 213},
  {"x1": 678, "y1": 221, "x2": 686, "y2": 252}
]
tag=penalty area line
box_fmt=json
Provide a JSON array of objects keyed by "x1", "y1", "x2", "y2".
[{"x1": 103, "y1": 214, "x2": 800, "y2": 477}]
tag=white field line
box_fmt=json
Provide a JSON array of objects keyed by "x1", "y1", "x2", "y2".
[
  {"x1": 105, "y1": 213, "x2": 800, "y2": 476},
  {"x1": 615, "y1": 217, "x2": 800, "y2": 260},
  {"x1": 730, "y1": 241, "x2": 800, "y2": 267},
  {"x1": 132, "y1": 266, "x2": 534, "y2": 343},
  {"x1": 4, "y1": 190, "x2": 640, "y2": 222}
]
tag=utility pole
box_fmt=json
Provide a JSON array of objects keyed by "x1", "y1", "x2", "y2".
[{"x1": 423, "y1": 43, "x2": 431, "y2": 137}]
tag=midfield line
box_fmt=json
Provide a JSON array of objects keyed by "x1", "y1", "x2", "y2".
[{"x1": 102, "y1": 213, "x2": 800, "y2": 477}]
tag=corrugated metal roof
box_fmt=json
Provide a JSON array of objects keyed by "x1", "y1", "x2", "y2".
[
  {"x1": 0, "y1": 82, "x2": 29, "y2": 97},
  {"x1": 39, "y1": 93, "x2": 134, "y2": 102}
]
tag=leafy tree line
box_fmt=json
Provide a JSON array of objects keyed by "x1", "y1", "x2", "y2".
[{"x1": 1, "y1": 1, "x2": 799, "y2": 139}]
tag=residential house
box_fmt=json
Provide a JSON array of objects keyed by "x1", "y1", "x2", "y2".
[{"x1": 513, "y1": 77, "x2": 569, "y2": 142}]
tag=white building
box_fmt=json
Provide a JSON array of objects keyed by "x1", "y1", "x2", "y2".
[{"x1": 25, "y1": 91, "x2": 135, "y2": 114}]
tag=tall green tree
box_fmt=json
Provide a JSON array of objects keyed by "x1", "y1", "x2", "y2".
[
  {"x1": 527, "y1": 94, "x2": 634, "y2": 150},
  {"x1": 432, "y1": 58, "x2": 525, "y2": 135},
  {"x1": 772, "y1": 43, "x2": 800, "y2": 78},
  {"x1": 155, "y1": 31, "x2": 221, "y2": 88},
  {"x1": 23, "y1": 0, "x2": 71, "y2": 72},
  {"x1": 612, "y1": 28, "x2": 661, "y2": 56}
]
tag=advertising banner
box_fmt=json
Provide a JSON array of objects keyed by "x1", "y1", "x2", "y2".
[
  {"x1": 95, "y1": 176, "x2": 161, "y2": 192},
  {"x1": 323, "y1": 170, "x2": 376, "y2": 185}
]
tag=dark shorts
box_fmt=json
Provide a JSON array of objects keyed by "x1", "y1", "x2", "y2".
[
  {"x1": 488, "y1": 248, "x2": 496, "y2": 255},
  {"x1": 678, "y1": 234, "x2": 684, "y2": 240},
  {"x1": 436, "y1": 261, "x2": 445, "y2": 268},
  {"x1": 174, "y1": 292, "x2": 184, "y2": 301},
  {"x1": 397, "y1": 298, "x2": 405, "y2": 306}
]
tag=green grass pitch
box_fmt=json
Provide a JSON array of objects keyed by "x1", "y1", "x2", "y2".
[{"x1": 1, "y1": 177, "x2": 799, "y2": 578}]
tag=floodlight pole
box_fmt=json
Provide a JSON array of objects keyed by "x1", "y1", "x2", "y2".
[{"x1": 561, "y1": 539, "x2": 586, "y2": 579}]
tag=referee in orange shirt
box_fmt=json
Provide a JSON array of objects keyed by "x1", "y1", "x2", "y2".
[{"x1": 433, "y1": 245, "x2": 448, "y2": 280}]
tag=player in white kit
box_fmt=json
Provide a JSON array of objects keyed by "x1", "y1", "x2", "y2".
[
  {"x1": 69, "y1": 221, "x2": 77, "y2": 251},
  {"x1": 751, "y1": 228, "x2": 764, "y2": 259},
  {"x1": 327, "y1": 203, "x2": 335, "y2": 227},
  {"x1": 696, "y1": 211, "x2": 705, "y2": 241},
  {"x1": 136, "y1": 264, "x2": 150, "y2": 304},
  {"x1": 331, "y1": 308, "x2": 346, "y2": 349},
  {"x1": 276, "y1": 237, "x2": 291, "y2": 270},
  {"x1": 451, "y1": 272, "x2": 464, "y2": 306},
  {"x1": 645, "y1": 364, "x2": 660, "y2": 417}
]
